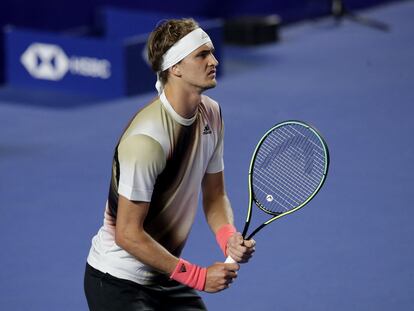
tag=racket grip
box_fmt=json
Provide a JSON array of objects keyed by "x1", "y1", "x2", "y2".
[{"x1": 224, "y1": 256, "x2": 236, "y2": 264}]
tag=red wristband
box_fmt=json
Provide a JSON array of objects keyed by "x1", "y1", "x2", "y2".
[
  {"x1": 170, "y1": 258, "x2": 207, "y2": 291},
  {"x1": 215, "y1": 224, "x2": 237, "y2": 256}
]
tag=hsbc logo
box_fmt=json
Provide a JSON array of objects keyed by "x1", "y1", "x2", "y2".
[
  {"x1": 21, "y1": 43, "x2": 68, "y2": 80},
  {"x1": 20, "y1": 43, "x2": 111, "y2": 81}
]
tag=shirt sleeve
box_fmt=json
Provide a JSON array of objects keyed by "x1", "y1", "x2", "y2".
[
  {"x1": 206, "y1": 118, "x2": 225, "y2": 174},
  {"x1": 117, "y1": 134, "x2": 166, "y2": 202}
]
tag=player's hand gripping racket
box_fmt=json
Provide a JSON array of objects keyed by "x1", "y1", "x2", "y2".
[{"x1": 225, "y1": 120, "x2": 329, "y2": 263}]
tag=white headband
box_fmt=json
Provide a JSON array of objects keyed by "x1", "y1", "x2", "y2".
[{"x1": 156, "y1": 28, "x2": 212, "y2": 94}]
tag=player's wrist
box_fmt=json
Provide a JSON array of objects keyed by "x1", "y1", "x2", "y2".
[
  {"x1": 170, "y1": 258, "x2": 207, "y2": 291},
  {"x1": 215, "y1": 224, "x2": 237, "y2": 256}
]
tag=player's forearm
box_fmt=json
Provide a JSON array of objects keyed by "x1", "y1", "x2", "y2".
[
  {"x1": 115, "y1": 228, "x2": 178, "y2": 274},
  {"x1": 203, "y1": 193, "x2": 234, "y2": 234}
]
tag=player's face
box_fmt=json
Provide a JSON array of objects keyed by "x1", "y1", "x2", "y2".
[{"x1": 177, "y1": 42, "x2": 219, "y2": 91}]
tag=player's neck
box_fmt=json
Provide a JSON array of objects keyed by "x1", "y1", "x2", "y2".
[{"x1": 164, "y1": 85, "x2": 201, "y2": 119}]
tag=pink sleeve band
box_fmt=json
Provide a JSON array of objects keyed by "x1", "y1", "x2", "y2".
[
  {"x1": 215, "y1": 224, "x2": 237, "y2": 256},
  {"x1": 170, "y1": 258, "x2": 207, "y2": 291}
]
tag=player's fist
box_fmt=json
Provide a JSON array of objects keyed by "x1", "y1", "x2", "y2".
[
  {"x1": 227, "y1": 233, "x2": 256, "y2": 263},
  {"x1": 204, "y1": 262, "x2": 239, "y2": 293}
]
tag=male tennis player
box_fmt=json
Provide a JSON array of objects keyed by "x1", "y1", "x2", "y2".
[{"x1": 84, "y1": 18, "x2": 255, "y2": 310}]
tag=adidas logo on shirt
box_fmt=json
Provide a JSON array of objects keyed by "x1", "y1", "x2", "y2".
[{"x1": 203, "y1": 124, "x2": 212, "y2": 135}]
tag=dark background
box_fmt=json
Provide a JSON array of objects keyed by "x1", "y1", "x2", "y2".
[{"x1": 0, "y1": 0, "x2": 396, "y2": 31}]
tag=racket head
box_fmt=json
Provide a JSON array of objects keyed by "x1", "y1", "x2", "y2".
[{"x1": 248, "y1": 120, "x2": 329, "y2": 219}]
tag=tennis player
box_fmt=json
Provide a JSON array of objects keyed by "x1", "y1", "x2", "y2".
[{"x1": 84, "y1": 18, "x2": 255, "y2": 310}]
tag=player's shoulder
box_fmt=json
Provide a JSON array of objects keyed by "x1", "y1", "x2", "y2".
[
  {"x1": 201, "y1": 94, "x2": 220, "y2": 109},
  {"x1": 201, "y1": 95, "x2": 222, "y2": 118},
  {"x1": 120, "y1": 97, "x2": 170, "y2": 155},
  {"x1": 118, "y1": 133, "x2": 165, "y2": 161},
  {"x1": 125, "y1": 97, "x2": 164, "y2": 131},
  {"x1": 135, "y1": 96, "x2": 163, "y2": 120}
]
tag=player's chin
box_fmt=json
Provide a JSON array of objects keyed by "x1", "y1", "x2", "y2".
[{"x1": 202, "y1": 79, "x2": 217, "y2": 90}]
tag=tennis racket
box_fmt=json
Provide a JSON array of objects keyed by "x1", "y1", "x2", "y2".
[{"x1": 225, "y1": 120, "x2": 329, "y2": 263}]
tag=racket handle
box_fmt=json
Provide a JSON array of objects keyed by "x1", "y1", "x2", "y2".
[{"x1": 224, "y1": 256, "x2": 236, "y2": 264}]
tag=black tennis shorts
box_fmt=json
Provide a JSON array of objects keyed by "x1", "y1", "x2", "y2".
[{"x1": 84, "y1": 263, "x2": 207, "y2": 311}]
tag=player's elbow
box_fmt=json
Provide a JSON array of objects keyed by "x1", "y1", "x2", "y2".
[
  {"x1": 114, "y1": 229, "x2": 127, "y2": 249},
  {"x1": 114, "y1": 226, "x2": 141, "y2": 250}
]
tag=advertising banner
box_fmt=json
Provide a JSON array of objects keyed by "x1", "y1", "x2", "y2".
[{"x1": 5, "y1": 28, "x2": 125, "y2": 97}]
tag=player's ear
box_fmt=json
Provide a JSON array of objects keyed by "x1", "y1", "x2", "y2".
[{"x1": 170, "y1": 64, "x2": 182, "y2": 77}]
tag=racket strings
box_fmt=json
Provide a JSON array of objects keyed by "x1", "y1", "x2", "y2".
[
  {"x1": 257, "y1": 134, "x2": 323, "y2": 196},
  {"x1": 260, "y1": 137, "x2": 325, "y2": 189},
  {"x1": 252, "y1": 124, "x2": 327, "y2": 215},
  {"x1": 259, "y1": 146, "x2": 318, "y2": 195},
  {"x1": 262, "y1": 133, "x2": 325, "y2": 188}
]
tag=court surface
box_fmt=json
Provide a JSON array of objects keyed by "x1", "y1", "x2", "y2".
[{"x1": 0, "y1": 1, "x2": 413, "y2": 310}]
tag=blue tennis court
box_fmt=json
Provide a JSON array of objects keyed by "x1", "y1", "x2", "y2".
[{"x1": 0, "y1": 1, "x2": 413, "y2": 310}]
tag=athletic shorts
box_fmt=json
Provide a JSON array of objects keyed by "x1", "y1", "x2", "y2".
[{"x1": 84, "y1": 263, "x2": 207, "y2": 311}]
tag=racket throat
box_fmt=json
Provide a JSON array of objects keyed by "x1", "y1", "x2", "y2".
[{"x1": 246, "y1": 223, "x2": 267, "y2": 240}]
